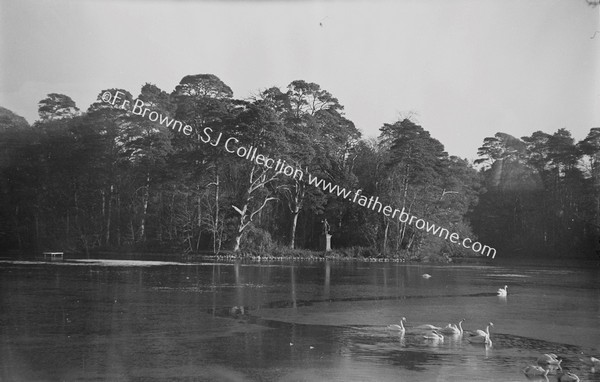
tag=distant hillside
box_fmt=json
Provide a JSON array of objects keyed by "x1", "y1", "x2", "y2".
[{"x1": 0, "y1": 106, "x2": 30, "y2": 130}]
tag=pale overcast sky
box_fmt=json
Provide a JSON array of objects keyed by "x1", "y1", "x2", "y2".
[{"x1": 1, "y1": 0, "x2": 598, "y2": 159}]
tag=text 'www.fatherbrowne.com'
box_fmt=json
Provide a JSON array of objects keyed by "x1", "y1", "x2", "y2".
[{"x1": 102, "y1": 90, "x2": 497, "y2": 259}]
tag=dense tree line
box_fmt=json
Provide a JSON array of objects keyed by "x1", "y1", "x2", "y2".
[
  {"x1": 0, "y1": 74, "x2": 597, "y2": 260},
  {"x1": 470, "y1": 129, "x2": 600, "y2": 258}
]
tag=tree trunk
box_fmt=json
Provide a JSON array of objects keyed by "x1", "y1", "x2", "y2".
[
  {"x1": 213, "y1": 174, "x2": 220, "y2": 254},
  {"x1": 105, "y1": 185, "x2": 113, "y2": 245},
  {"x1": 233, "y1": 202, "x2": 248, "y2": 252},
  {"x1": 139, "y1": 174, "x2": 150, "y2": 242},
  {"x1": 234, "y1": 232, "x2": 242, "y2": 252},
  {"x1": 196, "y1": 184, "x2": 202, "y2": 251},
  {"x1": 395, "y1": 219, "x2": 401, "y2": 252},
  {"x1": 156, "y1": 191, "x2": 162, "y2": 243},
  {"x1": 289, "y1": 209, "x2": 299, "y2": 249},
  {"x1": 34, "y1": 213, "x2": 40, "y2": 252},
  {"x1": 130, "y1": 219, "x2": 136, "y2": 243},
  {"x1": 382, "y1": 220, "x2": 389, "y2": 255},
  {"x1": 14, "y1": 206, "x2": 22, "y2": 251},
  {"x1": 116, "y1": 192, "x2": 121, "y2": 246},
  {"x1": 287, "y1": 181, "x2": 305, "y2": 249},
  {"x1": 169, "y1": 192, "x2": 175, "y2": 241}
]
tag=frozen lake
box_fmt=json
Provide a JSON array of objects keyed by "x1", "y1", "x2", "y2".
[{"x1": 1, "y1": 256, "x2": 599, "y2": 381}]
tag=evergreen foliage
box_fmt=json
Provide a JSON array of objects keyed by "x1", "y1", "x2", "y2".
[{"x1": 0, "y1": 76, "x2": 596, "y2": 260}]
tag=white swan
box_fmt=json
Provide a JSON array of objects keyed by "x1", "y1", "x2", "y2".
[
  {"x1": 475, "y1": 322, "x2": 494, "y2": 337},
  {"x1": 523, "y1": 365, "x2": 549, "y2": 377},
  {"x1": 467, "y1": 322, "x2": 493, "y2": 345},
  {"x1": 415, "y1": 323, "x2": 442, "y2": 330},
  {"x1": 387, "y1": 317, "x2": 406, "y2": 334},
  {"x1": 422, "y1": 273, "x2": 432, "y2": 279},
  {"x1": 466, "y1": 334, "x2": 492, "y2": 346},
  {"x1": 440, "y1": 323, "x2": 458, "y2": 335},
  {"x1": 497, "y1": 285, "x2": 508, "y2": 296},
  {"x1": 537, "y1": 353, "x2": 562, "y2": 368},
  {"x1": 423, "y1": 330, "x2": 444, "y2": 341},
  {"x1": 440, "y1": 319, "x2": 464, "y2": 335}
]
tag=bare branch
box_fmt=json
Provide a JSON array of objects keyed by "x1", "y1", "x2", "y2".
[
  {"x1": 232, "y1": 204, "x2": 246, "y2": 217},
  {"x1": 249, "y1": 197, "x2": 278, "y2": 222},
  {"x1": 440, "y1": 189, "x2": 460, "y2": 200}
]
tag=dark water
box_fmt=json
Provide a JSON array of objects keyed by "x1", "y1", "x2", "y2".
[{"x1": 1, "y1": 256, "x2": 599, "y2": 381}]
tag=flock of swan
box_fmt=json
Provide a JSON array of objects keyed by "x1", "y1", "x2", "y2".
[
  {"x1": 384, "y1": 284, "x2": 597, "y2": 381},
  {"x1": 522, "y1": 353, "x2": 600, "y2": 381},
  {"x1": 386, "y1": 317, "x2": 493, "y2": 345}
]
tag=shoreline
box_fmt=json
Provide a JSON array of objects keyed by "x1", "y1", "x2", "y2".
[{"x1": 2, "y1": 247, "x2": 491, "y2": 264}]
